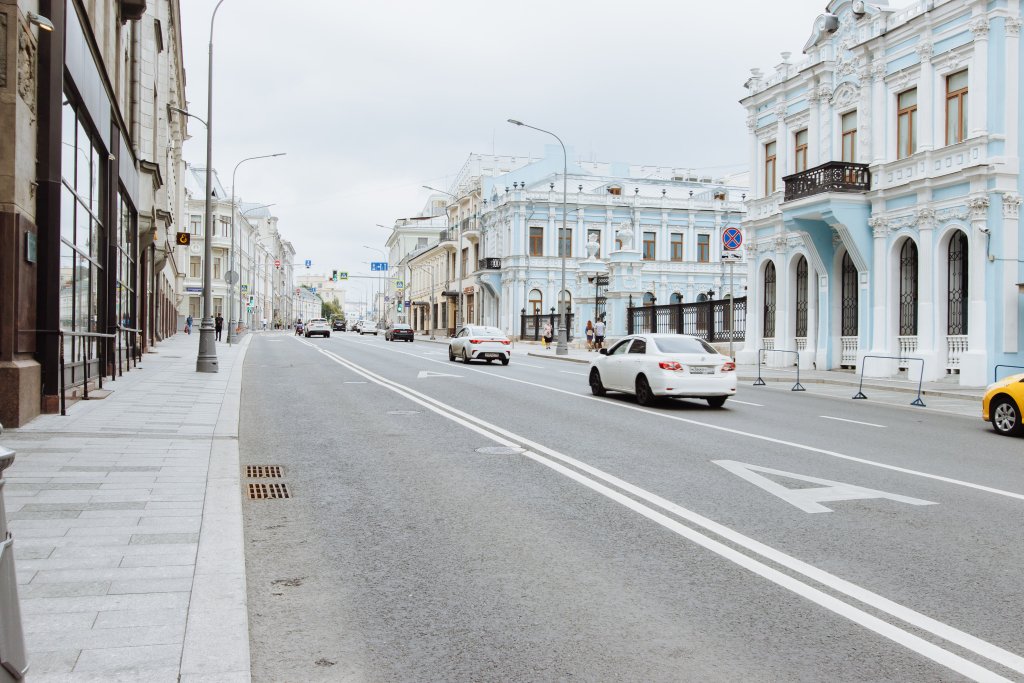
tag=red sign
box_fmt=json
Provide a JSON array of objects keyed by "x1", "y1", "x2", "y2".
[{"x1": 274, "y1": 259, "x2": 281, "y2": 268}]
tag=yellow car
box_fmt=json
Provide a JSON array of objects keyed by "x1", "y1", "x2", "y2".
[{"x1": 982, "y1": 372, "x2": 1024, "y2": 436}]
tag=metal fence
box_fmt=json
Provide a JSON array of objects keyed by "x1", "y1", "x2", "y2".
[
  {"x1": 627, "y1": 297, "x2": 746, "y2": 343},
  {"x1": 520, "y1": 310, "x2": 575, "y2": 342}
]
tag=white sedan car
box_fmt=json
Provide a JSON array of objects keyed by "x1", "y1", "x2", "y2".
[
  {"x1": 359, "y1": 321, "x2": 381, "y2": 336},
  {"x1": 588, "y1": 334, "x2": 736, "y2": 407},
  {"x1": 304, "y1": 318, "x2": 331, "y2": 338},
  {"x1": 448, "y1": 325, "x2": 511, "y2": 365}
]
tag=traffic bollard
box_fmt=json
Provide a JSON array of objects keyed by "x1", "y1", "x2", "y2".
[{"x1": 0, "y1": 424, "x2": 28, "y2": 681}]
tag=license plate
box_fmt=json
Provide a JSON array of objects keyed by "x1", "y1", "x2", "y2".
[
  {"x1": 689, "y1": 366, "x2": 714, "y2": 375},
  {"x1": 485, "y1": 353, "x2": 500, "y2": 359}
]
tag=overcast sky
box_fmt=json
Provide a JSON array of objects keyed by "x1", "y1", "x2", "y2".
[{"x1": 179, "y1": 0, "x2": 827, "y2": 283}]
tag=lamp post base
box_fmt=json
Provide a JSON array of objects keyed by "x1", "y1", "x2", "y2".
[
  {"x1": 196, "y1": 319, "x2": 219, "y2": 373},
  {"x1": 556, "y1": 330, "x2": 568, "y2": 356}
]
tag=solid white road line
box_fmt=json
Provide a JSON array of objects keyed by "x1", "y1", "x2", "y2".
[
  {"x1": 820, "y1": 415, "x2": 886, "y2": 428},
  {"x1": 333, "y1": 335, "x2": 1024, "y2": 504},
  {"x1": 729, "y1": 399, "x2": 764, "y2": 407},
  {"x1": 560, "y1": 370, "x2": 587, "y2": 376},
  {"x1": 296, "y1": 337, "x2": 1021, "y2": 681}
]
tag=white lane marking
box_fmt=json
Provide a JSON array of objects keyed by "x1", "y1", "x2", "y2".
[
  {"x1": 820, "y1": 415, "x2": 886, "y2": 428},
  {"x1": 730, "y1": 399, "x2": 764, "y2": 407},
  {"x1": 417, "y1": 370, "x2": 461, "y2": 379},
  {"x1": 266, "y1": 340, "x2": 282, "y2": 343},
  {"x1": 714, "y1": 460, "x2": 936, "y2": 514},
  {"x1": 343, "y1": 381, "x2": 367, "y2": 384},
  {"x1": 297, "y1": 338, "x2": 1021, "y2": 681},
  {"x1": 515, "y1": 363, "x2": 544, "y2": 368},
  {"x1": 333, "y1": 336, "x2": 1024, "y2": 502},
  {"x1": 560, "y1": 370, "x2": 587, "y2": 376}
]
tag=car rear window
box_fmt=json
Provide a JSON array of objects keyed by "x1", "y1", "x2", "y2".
[
  {"x1": 653, "y1": 337, "x2": 718, "y2": 354},
  {"x1": 471, "y1": 327, "x2": 505, "y2": 337}
]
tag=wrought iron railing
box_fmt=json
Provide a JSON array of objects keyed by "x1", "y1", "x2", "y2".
[
  {"x1": 520, "y1": 310, "x2": 575, "y2": 342},
  {"x1": 626, "y1": 297, "x2": 746, "y2": 343},
  {"x1": 477, "y1": 258, "x2": 501, "y2": 271},
  {"x1": 783, "y1": 161, "x2": 870, "y2": 201}
]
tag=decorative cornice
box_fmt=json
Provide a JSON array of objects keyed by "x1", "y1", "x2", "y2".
[
  {"x1": 868, "y1": 215, "x2": 889, "y2": 238},
  {"x1": 935, "y1": 207, "x2": 969, "y2": 223},
  {"x1": 872, "y1": 60, "x2": 887, "y2": 81},
  {"x1": 969, "y1": 18, "x2": 990, "y2": 40},
  {"x1": 1007, "y1": 18, "x2": 1022, "y2": 37},
  {"x1": 746, "y1": 113, "x2": 757, "y2": 131},
  {"x1": 915, "y1": 207, "x2": 936, "y2": 230},
  {"x1": 774, "y1": 104, "x2": 788, "y2": 119},
  {"x1": 967, "y1": 196, "x2": 990, "y2": 221},
  {"x1": 1002, "y1": 193, "x2": 1022, "y2": 219},
  {"x1": 915, "y1": 41, "x2": 934, "y2": 63},
  {"x1": 817, "y1": 84, "x2": 833, "y2": 102}
]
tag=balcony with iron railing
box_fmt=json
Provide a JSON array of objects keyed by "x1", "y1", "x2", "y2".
[
  {"x1": 782, "y1": 161, "x2": 870, "y2": 202},
  {"x1": 437, "y1": 227, "x2": 458, "y2": 243},
  {"x1": 477, "y1": 258, "x2": 501, "y2": 271}
]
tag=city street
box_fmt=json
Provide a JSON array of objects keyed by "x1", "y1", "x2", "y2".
[{"x1": 239, "y1": 332, "x2": 1024, "y2": 682}]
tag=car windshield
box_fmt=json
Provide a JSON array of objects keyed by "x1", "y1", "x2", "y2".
[
  {"x1": 311, "y1": 319, "x2": 326, "y2": 324},
  {"x1": 471, "y1": 327, "x2": 505, "y2": 337},
  {"x1": 393, "y1": 325, "x2": 411, "y2": 330},
  {"x1": 653, "y1": 337, "x2": 718, "y2": 354}
]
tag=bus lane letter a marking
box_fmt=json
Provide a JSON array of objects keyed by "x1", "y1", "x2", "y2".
[{"x1": 713, "y1": 460, "x2": 937, "y2": 514}]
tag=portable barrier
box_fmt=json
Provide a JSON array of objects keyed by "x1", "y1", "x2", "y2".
[
  {"x1": 852, "y1": 355, "x2": 926, "y2": 407},
  {"x1": 752, "y1": 348, "x2": 805, "y2": 391},
  {"x1": 0, "y1": 425, "x2": 28, "y2": 681},
  {"x1": 993, "y1": 364, "x2": 1024, "y2": 383}
]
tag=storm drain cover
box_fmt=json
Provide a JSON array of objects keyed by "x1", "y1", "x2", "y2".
[
  {"x1": 387, "y1": 410, "x2": 420, "y2": 416},
  {"x1": 247, "y1": 482, "x2": 290, "y2": 499},
  {"x1": 476, "y1": 446, "x2": 525, "y2": 455},
  {"x1": 246, "y1": 465, "x2": 283, "y2": 478}
]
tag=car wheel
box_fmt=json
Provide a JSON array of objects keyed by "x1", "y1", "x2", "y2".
[
  {"x1": 706, "y1": 396, "x2": 728, "y2": 409},
  {"x1": 304, "y1": 333, "x2": 309, "y2": 338},
  {"x1": 589, "y1": 368, "x2": 606, "y2": 396},
  {"x1": 500, "y1": 357, "x2": 509, "y2": 366},
  {"x1": 448, "y1": 346, "x2": 456, "y2": 361},
  {"x1": 991, "y1": 396, "x2": 1023, "y2": 436},
  {"x1": 635, "y1": 375, "x2": 656, "y2": 406},
  {"x1": 462, "y1": 349, "x2": 472, "y2": 364},
  {"x1": 325, "y1": 333, "x2": 330, "y2": 338}
]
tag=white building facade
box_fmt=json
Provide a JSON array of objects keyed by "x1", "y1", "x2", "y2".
[{"x1": 740, "y1": 0, "x2": 1023, "y2": 386}]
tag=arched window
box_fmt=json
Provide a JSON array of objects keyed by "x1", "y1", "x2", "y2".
[
  {"x1": 696, "y1": 293, "x2": 708, "y2": 303},
  {"x1": 841, "y1": 252, "x2": 858, "y2": 336},
  {"x1": 643, "y1": 292, "x2": 655, "y2": 306},
  {"x1": 670, "y1": 292, "x2": 683, "y2": 304},
  {"x1": 795, "y1": 256, "x2": 809, "y2": 337},
  {"x1": 947, "y1": 231, "x2": 968, "y2": 335},
  {"x1": 559, "y1": 290, "x2": 572, "y2": 311},
  {"x1": 899, "y1": 240, "x2": 918, "y2": 335},
  {"x1": 528, "y1": 289, "x2": 543, "y2": 316},
  {"x1": 763, "y1": 261, "x2": 776, "y2": 337}
]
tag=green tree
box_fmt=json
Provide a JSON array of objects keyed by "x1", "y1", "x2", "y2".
[{"x1": 321, "y1": 298, "x2": 343, "y2": 320}]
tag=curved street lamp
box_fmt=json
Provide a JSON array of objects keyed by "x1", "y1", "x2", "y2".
[{"x1": 507, "y1": 119, "x2": 569, "y2": 355}]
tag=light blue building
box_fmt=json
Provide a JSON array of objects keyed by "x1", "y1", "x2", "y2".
[{"x1": 740, "y1": 0, "x2": 1022, "y2": 386}]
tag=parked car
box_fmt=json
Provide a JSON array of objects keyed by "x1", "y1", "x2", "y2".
[
  {"x1": 385, "y1": 323, "x2": 414, "y2": 342},
  {"x1": 304, "y1": 318, "x2": 331, "y2": 338},
  {"x1": 588, "y1": 333, "x2": 735, "y2": 407},
  {"x1": 332, "y1": 319, "x2": 346, "y2": 331},
  {"x1": 359, "y1": 321, "x2": 382, "y2": 336},
  {"x1": 983, "y1": 372, "x2": 1024, "y2": 436},
  {"x1": 351, "y1": 320, "x2": 363, "y2": 332},
  {"x1": 448, "y1": 326, "x2": 511, "y2": 365}
]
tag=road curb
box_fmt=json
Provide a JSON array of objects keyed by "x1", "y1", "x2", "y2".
[
  {"x1": 180, "y1": 334, "x2": 253, "y2": 682},
  {"x1": 738, "y1": 374, "x2": 983, "y2": 401}
]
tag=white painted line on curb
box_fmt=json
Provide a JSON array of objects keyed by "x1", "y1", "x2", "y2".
[
  {"x1": 820, "y1": 415, "x2": 886, "y2": 428},
  {"x1": 334, "y1": 335, "x2": 1024, "y2": 504},
  {"x1": 295, "y1": 337, "x2": 1022, "y2": 682}
]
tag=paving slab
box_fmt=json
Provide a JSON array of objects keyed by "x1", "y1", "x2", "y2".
[{"x1": 1, "y1": 332, "x2": 253, "y2": 681}]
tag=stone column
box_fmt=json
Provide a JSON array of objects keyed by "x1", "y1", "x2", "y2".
[
  {"x1": 775, "y1": 103, "x2": 790, "y2": 183},
  {"x1": 863, "y1": 216, "x2": 893, "y2": 376},
  {"x1": 736, "y1": 241, "x2": 762, "y2": 365},
  {"x1": 968, "y1": 18, "x2": 989, "y2": 139},
  {"x1": 807, "y1": 87, "x2": 821, "y2": 167},
  {"x1": 871, "y1": 60, "x2": 887, "y2": 165},
  {"x1": 916, "y1": 41, "x2": 935, "y2": 152},
  {"x1": 915, "y1": 208, "x2": 940, "y2": 379},
  {"x1": 959, "y1": 196, "x2": 990, "y2": 384},
  {"x1": 1001, "y1": 194, "x2": 1021, "y2": 354}
]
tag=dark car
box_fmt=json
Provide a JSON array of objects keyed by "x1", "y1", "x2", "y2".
[
  {"x1": 385, "y1": 323, "x2": 414, "y2": 342},
  {"x1": 332, "y1": 319, "x2": 345, "y2": 331}
]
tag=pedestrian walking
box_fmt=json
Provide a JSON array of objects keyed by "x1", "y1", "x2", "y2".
[
  {"x1": 542, "y1": 321, "x2": 553, "y2": 350},
  {"x1": 260, "y1": 317, "x2": 267, "y2": 331},
  {"x1": 585, "y1": 320, "x2": 595, "y2": 351},
  {"x1": 214, "y1": 314, "x2": 224, "y2": 341},
  {"x1": 185, "y1": 314, "x2": 193, "y2": 335},
  {"x1": 593, "y1": 318, "x2": 606, "y2": 350}
]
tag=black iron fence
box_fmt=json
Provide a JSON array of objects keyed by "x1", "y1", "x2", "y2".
[
  {"x1": 782, "y1": 161, "x2": 870, "y2": 202},
  {"x1": 477, "y1": 258, "x2": 501, "y2": 270},
  {"x1": 521, "y1": 309, "x2": 575, "y2": 342},
  {"x1": 627, "y1": 297, "x2": 746, "y2": 343}
]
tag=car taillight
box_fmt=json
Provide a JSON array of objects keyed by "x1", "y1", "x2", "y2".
[
  {"x1": 721, "y1": 361, "x2": 736, "y2": 372},
  {"x1": 469, "y1": 339, "x2": 482, "y2": 344},
  {"x1": 659, "y1": 361, "x2": 683, "y2": 371},
  {"x1": 500, "y1": 340, "x2": 511, "y2": 345}
]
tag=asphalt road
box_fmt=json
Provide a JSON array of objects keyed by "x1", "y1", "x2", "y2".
[{"x1": 239, "y1": 331, "x2": 1024, "y2": 682}]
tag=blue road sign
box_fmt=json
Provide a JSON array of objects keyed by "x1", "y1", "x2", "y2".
[
  {"x1": 304, "y1": 259, "x2": 312, "y2": 268},
  {"x1": 370, "y1": 261, "x2": 389, "y2": 272},
  {"x1": 723, "y1": 227, "x2": 743, "y2": 250}
]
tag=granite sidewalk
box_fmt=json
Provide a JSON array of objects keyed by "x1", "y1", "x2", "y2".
[{"x1": 1, "y1": 331, "x2": 255, "y2": 681}]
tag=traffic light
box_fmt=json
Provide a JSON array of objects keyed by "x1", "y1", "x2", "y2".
[{"x1": 332, "y1": 270, "x2": 338, "y2": 281}]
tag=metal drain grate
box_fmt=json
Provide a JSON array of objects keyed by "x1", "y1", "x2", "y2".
[
  {"x1": 246, "y1": 465, "x2": 283, "y2": 478},
  {"x1": 247, "y1": 482, "x2": 290, "y2": 499}
]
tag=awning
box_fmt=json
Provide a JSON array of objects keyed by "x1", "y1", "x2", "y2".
[{"x1": 441, "y1": 290, "x2": 459, "y2": 298}]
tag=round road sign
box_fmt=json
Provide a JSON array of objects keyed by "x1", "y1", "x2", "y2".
[{"x1": 722, "y1": 227, "x2": 743, "y2": 251}]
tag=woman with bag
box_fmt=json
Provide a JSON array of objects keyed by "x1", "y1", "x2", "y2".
[
  {"x1": 542, "y1": 321, "x2": 553, "y2": 350},
  {"x1": 585, "y1": 320, "x2": 595, "y2": 351}
]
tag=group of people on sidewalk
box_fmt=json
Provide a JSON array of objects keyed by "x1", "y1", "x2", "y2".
[
  {"x1": 183, "y1": 314, "x2": 228, "y2": 341},
  {"x1": 539, "y1": 319, "x2": 606, "y2": 351}
]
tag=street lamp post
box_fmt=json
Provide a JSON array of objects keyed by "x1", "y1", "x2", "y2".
[
  {"x1": 195, "y1": 0, "x2": 229, "y2": 372},
  {"x1": 508, "y1": 119, "x2": 569, "y2": 355},
  {"x1": 228, "y1": 154, "x2": 285, "y2": 344}
]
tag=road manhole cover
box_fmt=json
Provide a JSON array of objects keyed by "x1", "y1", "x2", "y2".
[
  {"x1": 387, "y1": 410, "x2": 420, "y2": 416},
  {"x1": 475, "y1": 446, "x2": 525, "y2": 455},
  {"x1": 247, "y1": 483, "x2": 290, "y2": 499}
]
